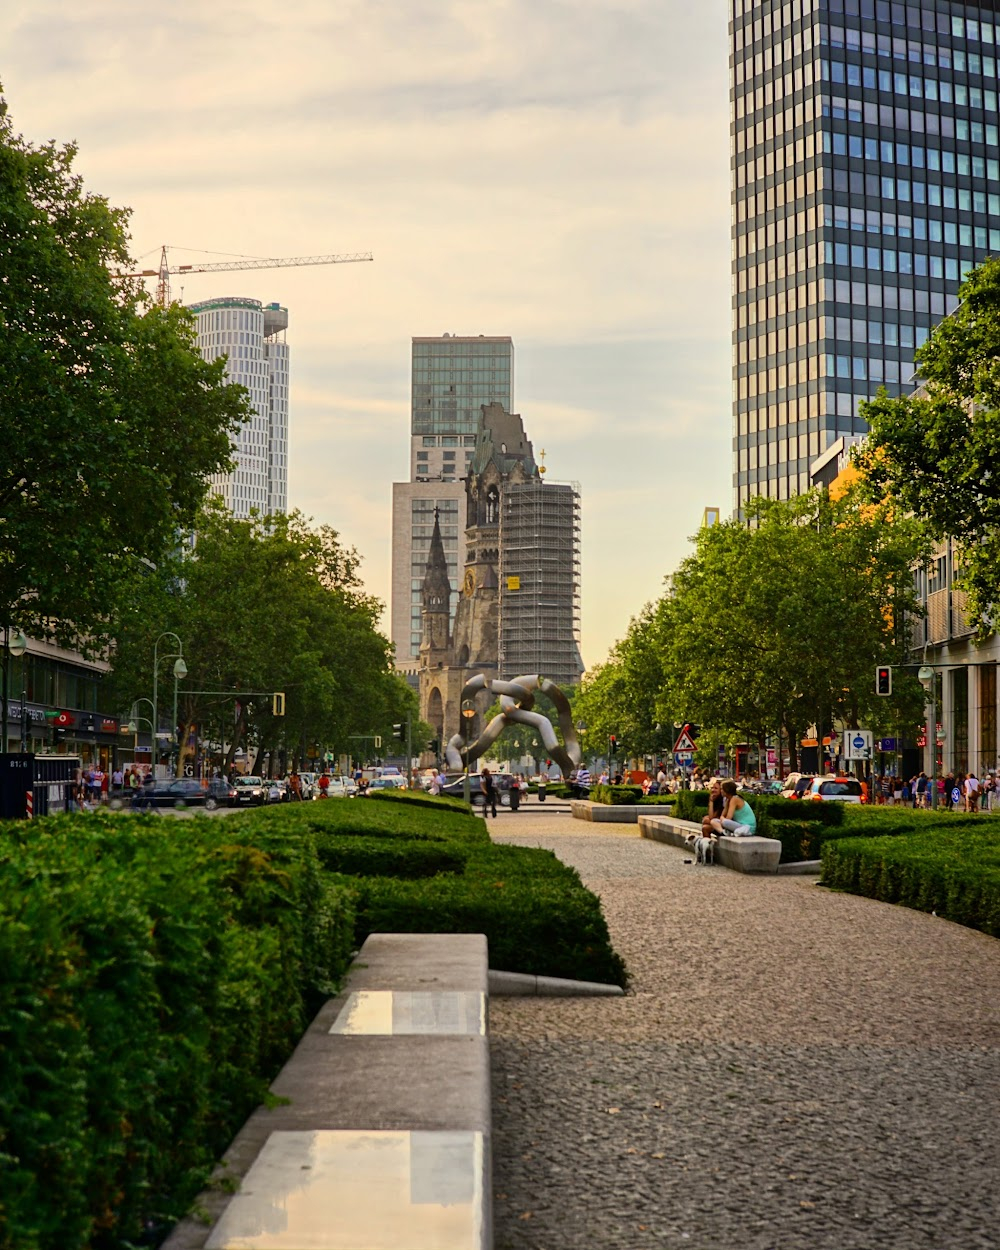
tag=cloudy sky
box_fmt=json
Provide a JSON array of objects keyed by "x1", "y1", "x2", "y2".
[{"x1": 2, "y1": 0, "x2": 732, "y2": 667}]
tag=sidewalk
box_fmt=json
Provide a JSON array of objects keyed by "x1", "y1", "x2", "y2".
[{"x1": 489, "y1": 813, "x2": 1000, "y2": 1250}]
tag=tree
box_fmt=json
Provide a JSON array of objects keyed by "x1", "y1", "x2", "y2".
[
  {"x1": 662, "y1": 490, "x2": 928, "y2": 769},
  {"x1": 0, "y1": 93, "x2": 247, "y2": 645},
  {"x1": 107, "y1": 503, "x2": 415, "y2": 775},
  {"x1": 856, "y1": 256, "x2": 1000, "y2": 633},
  {"x1": 574, "y1": 600, "x2": 677, "y2": 764}
]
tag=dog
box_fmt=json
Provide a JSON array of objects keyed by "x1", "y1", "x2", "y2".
[{"x1": 685, "y1": 832, "x2": 716, "y2": 865}]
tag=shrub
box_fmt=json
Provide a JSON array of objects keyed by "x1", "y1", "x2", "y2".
[
  {"x1": 674, "y1": 789, "x2": 711, "y2": 822},
  {"x1": 343, "y1": 841, "x2": 627, "y2": 987},
  {"x1": 0, "y1": 811, "x2": 355, "y2": 1250},
  {"x1": 366, "y1": 788, "x2": 474, "y2": 816},
  {"x1": 637, "y1": 794, "x2": 677, "y2": 806},
  {"x1": 589, "y1": 784, "x2": 645, "y2": 805},
  {"x1": 820, "y1": 826, "x2": 1000, "y2": 936}
]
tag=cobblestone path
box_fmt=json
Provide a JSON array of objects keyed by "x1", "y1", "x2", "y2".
[{"x1": 487, "y1": 809, "x2": 1000, "y2": 1250}]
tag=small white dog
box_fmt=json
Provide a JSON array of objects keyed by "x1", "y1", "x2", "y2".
[{"x1": 685, "y1": 832, "x2": 716, "y2": 865}]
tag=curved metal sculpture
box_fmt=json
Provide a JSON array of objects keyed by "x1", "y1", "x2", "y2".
[{"x1": 445, "y1": 674, "x2": 582, "y2": 776}]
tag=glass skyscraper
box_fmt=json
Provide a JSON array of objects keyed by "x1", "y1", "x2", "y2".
[
  {"x1": 391, "y1": 335, "x2": 515, "y2": 669},
  {"x1": 731, "y1": 0, "x2": 1000, "y2": 512}
]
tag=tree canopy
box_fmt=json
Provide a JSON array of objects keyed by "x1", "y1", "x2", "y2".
[
  {"x1": 107, "y1": 503, "x2": 417, "y2": 773},
  {"x1": 856, "y1": 256, "x2": 1000, "y2": 632},
  {"x1": 577, "y1": 489, "x2": 929, "y2": 770},
  {"x1": 0, "y1": 95, "x2": 247, "y2": 645}
]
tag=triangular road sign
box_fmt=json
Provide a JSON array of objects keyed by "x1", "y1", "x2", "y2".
[{"x1": 673, "y1": 725, "x2": 697, "y2": 752}]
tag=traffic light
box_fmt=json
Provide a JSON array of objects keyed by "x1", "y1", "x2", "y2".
[
  {"x1": 875, "y1": 666, "x2": 892, "y2": 697},
  {"x1": 272, "y1": 692, "x2": 285, "y2": 716},
  {"x1": 609, "y1": 734, "x2": 617, "y2": 757},
  {"x1": 430, "y1": 738, "x2": 440, "y2": 755},
  {"x1": 393, "y1": 722, "x2": 406, "y2": 741}
]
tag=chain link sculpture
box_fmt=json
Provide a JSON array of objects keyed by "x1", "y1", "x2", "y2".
[{"x1": 445, "y1": 674, "x2": 582, "y2": 776}]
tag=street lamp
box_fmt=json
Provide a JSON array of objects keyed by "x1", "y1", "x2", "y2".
[
  {"x1": 126, "y1": 699, "x2": 155, "y2": 770},
  {"x1": 172, "y1": 656, "x2": 187, "y2": 777},
  {"x1": 917, "y1": 664, "x2": 937, "y2": 809},
  {"x1": 461, "y1": 699, "x2": 476, "y2": 805},
  {"x1": 151, "y1": 633, "x2": 184, "y2": 779},
  {"x1": 8, "y1": 631, "x2": 28, "y2": 753}
]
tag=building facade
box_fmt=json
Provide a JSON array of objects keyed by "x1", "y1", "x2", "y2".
[
  {"x1": 731, "y1": 0, "x2": 1000, "y2": 512},
  {"x1": 189, "y1": 297, "x2": 290, "y2": 518},
  {"x1": 418, "y1": 404, "x2": 584, "y2": 750},
  {"x1": 391, "y1": 335, "x2": 515, "y2": 669}
]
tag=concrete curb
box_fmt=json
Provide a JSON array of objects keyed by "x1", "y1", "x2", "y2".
[
  {"x1": 490, "y1": 969, "x2": 625, "y2": 997},
  {"x1": 777, "y1": 859, "x2": 822, "y2": 875}
]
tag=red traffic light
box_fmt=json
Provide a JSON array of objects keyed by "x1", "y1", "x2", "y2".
[{"x1": 876, "y1": 666, "x2": 892, "y2": 696}]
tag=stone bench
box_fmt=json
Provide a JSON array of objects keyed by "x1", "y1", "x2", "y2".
[
  {"x1": 163, "y1": 933, "x2": 491, "y2": 1250},
  {"x1": 638, "y1": 813, "x2": 782, "y2": 874},
  {"x1": 571, "y1": 799, "x2": 676, "y2": 824}
]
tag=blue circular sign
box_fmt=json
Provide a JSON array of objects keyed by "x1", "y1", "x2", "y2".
[
  {"x1": 853, "y1": 735, "x2": 865, "y2": 750},
  {"x1": 952, "y1": 787, "x2": 962, "y2": 805}
]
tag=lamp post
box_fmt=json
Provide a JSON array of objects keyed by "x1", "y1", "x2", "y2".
[
  {"x1": 918, "y1": 664, "x2": 937, "y2": 809},
  {"x1": 152, "y1": 633, "x2": 184, "y2": 779},
  {"x1": 7, "y1": 631, "x2": 28, "y2": 753},
  {"x1": 172, "y1": 656, "x2": 187, "y2": 777},
  {"x1": 461, "y1": 699, "x2": 475, "y2": 805},
  {"x1": 127, "y1": 699, "x2": 155, "y2": 770}
]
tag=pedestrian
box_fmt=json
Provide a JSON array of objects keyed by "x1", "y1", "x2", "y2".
[
  {"x1": 711, "y1": 779, "x2": 757, "y2": 837},
  {"x1": 111, "y1": 765, "x2": 124, "y2": 797},
  {"x1": 288, "y1": 770, "x2": 303, "y2": 801},
  {"x1": 964, "y1": 771, "x2": 980, "y2": 812},
  {"x1": 480, "y1": 767, "x2": 497, "y2": 818},
  {"x1": 318, "y1": 772, "x2": 330, "y2": 799},
  {"x1": 509, "y1": 772, "x2": 521, "y2": 812}
]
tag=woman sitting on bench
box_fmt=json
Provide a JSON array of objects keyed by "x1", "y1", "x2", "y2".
[
  {"x1": 702, "y1": 779, "x2": 725, "y2": 837},
  {"x1": 711, "y1": 780, "x2": 757, "y2": 837}
]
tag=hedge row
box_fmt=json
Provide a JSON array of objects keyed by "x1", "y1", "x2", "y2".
[
  {"x1": 821, "y1": 826, "x2": 1000, "y2": 936},
  {"x1": 0, "y1": 811, "x2": 355, "y2": 1250},
  {"x1": 234, "y1": 793, "x2": 629, "y2": 988}
]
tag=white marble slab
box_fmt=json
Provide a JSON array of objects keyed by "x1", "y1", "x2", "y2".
[
  {"x1": 205, "y1": 1129, "x2": 485, "y2": 1250},
  {"x1": 328, "y1": 991, "x2": 486, "y2": 1036}
]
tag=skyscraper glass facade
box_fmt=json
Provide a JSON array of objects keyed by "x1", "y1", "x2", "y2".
[{"x1": 731, "y1": 0, "x2": 1000, "y2": 511}]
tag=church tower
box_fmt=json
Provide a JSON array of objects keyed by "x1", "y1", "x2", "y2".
[{"x1": 419, "y1": 509, "x2": 452, "y2": 661}]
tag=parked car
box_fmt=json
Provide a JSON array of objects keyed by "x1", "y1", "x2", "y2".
[
  {"x1": 805, "y1": 777, "x2": 864, "y2": 803},
  {"x1": 232, "y1": 776, "x2": 269, "y2": 806},
  {"x1": 440, "y1": 774, "x2": 515, "y2": 807},
  {"x1": 298, "y1": 772, "x2": 318, "y2": 800},
  {"x1": 360, "y1": 776, "x2": 408, "y2": 796},
  {"x1": 130, "y1": 778, "x2": 225, "y2": 811},
  {"x1": 780, "y1": 773, "x2": 817, "y2": 800}
]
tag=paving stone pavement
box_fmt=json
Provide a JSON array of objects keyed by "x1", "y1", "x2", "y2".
[{"x1": 487, "y1": 811, "x2": 1000, "y2": 1250}]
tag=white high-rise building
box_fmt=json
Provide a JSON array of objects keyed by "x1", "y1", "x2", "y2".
[{"x1": 189, "y1": 297, "x2": 290, "y2": 517}]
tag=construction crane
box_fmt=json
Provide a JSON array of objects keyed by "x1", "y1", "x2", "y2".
[{"x1": 118, "y1": 245, "x2": 373, "y2": 307}]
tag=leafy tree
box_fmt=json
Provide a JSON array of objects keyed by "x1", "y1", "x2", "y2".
[
  {"x1": 856, "y1": 256, "x2": 1000, "y2": 633},
  {"x1": 107, "y1": 503, "x2": 415, "y2": 774},
  {"x1": 0, "y1": 93, "x2": 246, "y2": 645},
  {"x1": 662, "y1": 489, "x2": 928, "y2": 769},
  {"x1": 575, "y1": 601, "x2": 677, "y2": 763}
]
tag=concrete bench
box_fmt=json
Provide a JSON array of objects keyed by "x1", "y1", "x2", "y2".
[
  {"x1": 571, "y1": 799, "x2": 675, "y2": 824},
  {"x1": 163, "y1": 933, "x2": 491, "y2": 1250},
  {"x1": 638, "y1": 813, "x2": 782, "y2": 874}
]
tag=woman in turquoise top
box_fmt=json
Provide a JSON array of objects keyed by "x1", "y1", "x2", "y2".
[{"x1": 712, "y1": 780, "x2": 757, "y2": 836}]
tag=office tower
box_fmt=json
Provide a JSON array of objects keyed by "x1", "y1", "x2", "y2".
[
  {"x1": 189, "y1": 297, "x2": 290, "y2": 518},
  {"x1": 390, "y1": 335, "x2": 515, "y2": 670},
  {"x1": 731, "y1": 0, "x2": 1000, "y2": 512}
]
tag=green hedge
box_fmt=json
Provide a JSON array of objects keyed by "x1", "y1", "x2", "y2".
[
  {"x1": 590, "y1": 784, "x2": 645, "y2": 805},
  {"x1": 229, "y1": 796, "x2": 628, "y2": 987},
  {"x1": 820, "y1": 826, "x2": 1000, "y2": 936},
  {"x1": 673, "y1": 789, "x2": 711, "y2": 822},
  {"x1": 366, "y1": 788, "x2": 474, "y2": 816},
  {"x1": 0, "y1": 811, "x2": 355, "y2": 1250},
  {"x1": 637, "y1": 794, "x2": 677, "y2": 806}
]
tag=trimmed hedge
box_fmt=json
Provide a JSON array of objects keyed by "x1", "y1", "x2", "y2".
[
  {"x1": 234, "y1": 798, "x2": 628, "y2": 988},
  {"x1": 590, "y1": 784, "x2": 645, "y2": 805},
  {"x1": 821, "y1": 825, "x2": 1000, "y2": 936},
  {"x1": 0, "y1": 810, "x2": 355, "y2": 1250},
  {"x1": 637, "y1": 795, "x2": 677, "y2": 806},
  {"x1": 673, "y1": 789, "x2": 710, "y2": 822},
  {"x1": 366, "y1": 788, "x2": 474, "y2": 817}
]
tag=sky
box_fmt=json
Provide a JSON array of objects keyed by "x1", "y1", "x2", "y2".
[{"x1": 1, "y1": 0, "x2": 733, "y2": 668}]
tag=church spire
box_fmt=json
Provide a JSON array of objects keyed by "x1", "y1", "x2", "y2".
[{"x1": 421, "y1": 508, "x2": 451, "y2": 614}]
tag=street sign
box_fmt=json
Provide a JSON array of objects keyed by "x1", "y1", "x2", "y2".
[
  {"x1": 877, "y1": 738, "x2": 897, "y2": 751},
  {"x1": 674, "y1": 751, "x2": 694, "y2": 765},
  {"x1": 843, "y1": 729, "x2": 873, "y2": 761},
  {"x1": 673, "y1": 725, "x2": 697, "y2": 753}
]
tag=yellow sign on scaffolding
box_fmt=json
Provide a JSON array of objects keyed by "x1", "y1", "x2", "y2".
[{"x1": 506, "y1": 576, "x2": 520, "y2": 590}]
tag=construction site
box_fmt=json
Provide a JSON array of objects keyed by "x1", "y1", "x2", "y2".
[{"x1": 498, "y1": 479, "x2": 584, "y2": 688}]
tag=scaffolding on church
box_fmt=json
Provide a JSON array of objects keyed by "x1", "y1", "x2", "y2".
[{"x1": 498, "y1": 480, "x2": 583, "y2": 687}]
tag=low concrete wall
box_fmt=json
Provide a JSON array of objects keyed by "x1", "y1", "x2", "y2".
[
  {"x1": 163, "y1": 934, "x2": 491, "y2": 1250},
  {"x1": 638, "y1": 813, "x2": 782, "y2": 875},
  {"x1": 571, "y1": 799, "x2": 676, "y2": 824}
]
